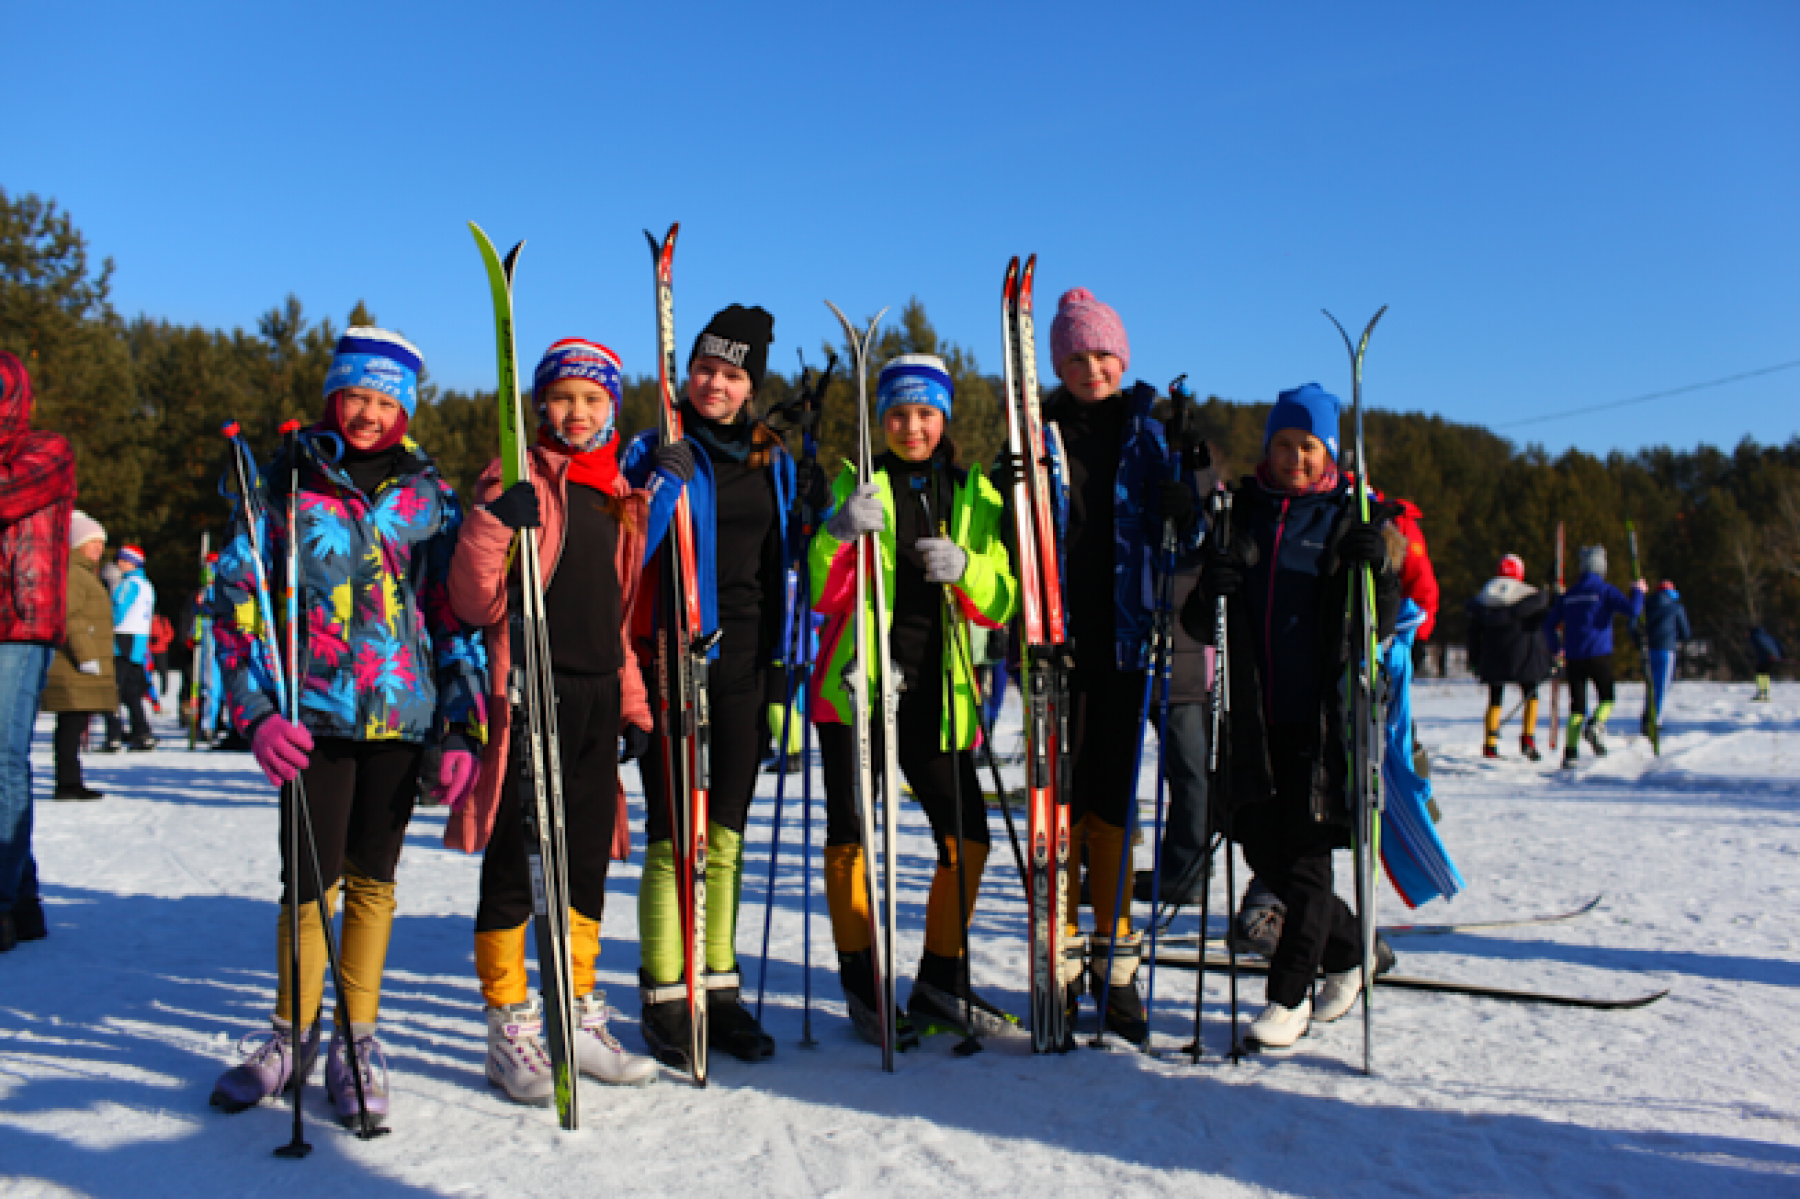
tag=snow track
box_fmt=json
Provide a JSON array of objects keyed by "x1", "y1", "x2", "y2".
[{"x1": 3, "y1": 683, "x2": 1796, "y2": 1196}]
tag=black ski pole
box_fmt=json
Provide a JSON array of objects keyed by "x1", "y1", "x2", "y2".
[
  {"x1": 950, "y1": 625, "x2": 1030, "y2": 898},
  {"x1": 919, "y1": 486, "x2": 983, "y2": 1057}
]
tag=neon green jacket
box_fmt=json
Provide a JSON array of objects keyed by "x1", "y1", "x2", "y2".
[{"x1": 808, "y1": 458, "x2": 1017, "y2": 750}]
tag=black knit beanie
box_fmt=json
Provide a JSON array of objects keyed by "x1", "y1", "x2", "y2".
[{"x1": 690, "y1": 304, "x2": 775, "y2": 389}]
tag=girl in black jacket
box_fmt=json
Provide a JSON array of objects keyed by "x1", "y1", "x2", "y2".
[{"x1": 1181, "y1": 383, "x2": 1401, "y2": 1052}]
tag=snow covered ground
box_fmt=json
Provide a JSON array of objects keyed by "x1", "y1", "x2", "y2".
[{"x1": 3, "y1": 680, "x2": 1797, "y2": 1197}]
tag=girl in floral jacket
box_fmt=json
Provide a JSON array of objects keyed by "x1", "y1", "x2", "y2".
[{"x1": 209, "y1": 328, "x2": 486, "y2": 1128}]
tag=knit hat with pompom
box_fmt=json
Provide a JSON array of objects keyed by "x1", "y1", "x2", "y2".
[{"x1": 1049, "y1": 288, "x2": 1129, "y2": 374}]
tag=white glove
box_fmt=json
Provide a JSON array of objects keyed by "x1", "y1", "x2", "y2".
[
  {"x1": 826, "y1": 483, "x2": 886, "y2": 541},
  {"x1": 916, "y1": 538, "x2": 967, "y2": 584},
  {"x1": 78, "y1": 660, "x2": 102, "y2": 676}
]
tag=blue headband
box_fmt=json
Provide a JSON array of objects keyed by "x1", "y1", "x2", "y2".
[
  {"x1": 324, "y1": 327, "x2": 423, "y2": 418},
  {"x1": 876, "y1": 355, "x2": 953, "y2": 421}
]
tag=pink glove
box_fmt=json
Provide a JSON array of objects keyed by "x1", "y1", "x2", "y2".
[
  {"x1": 251, "y1": 715, "x2": 314, "y2": 788},
  {"x1": 434, "y1": 747, "x2": 480, "y2": 810}
]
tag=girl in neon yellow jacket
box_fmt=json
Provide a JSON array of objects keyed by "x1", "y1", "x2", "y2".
[{"x1": 807, "y1": 354, "x2": 1017, "y2": 1043}]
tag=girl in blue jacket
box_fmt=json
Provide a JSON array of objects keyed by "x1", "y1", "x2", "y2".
[{"x1": 1545, "y1": 545, "x2": 1646, "y2": 765}]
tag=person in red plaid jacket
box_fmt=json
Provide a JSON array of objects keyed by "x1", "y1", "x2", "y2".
[{"x1": 0, "y1": 350, "x2": 77, "y2": 952}]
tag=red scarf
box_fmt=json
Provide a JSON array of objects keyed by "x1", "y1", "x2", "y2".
[
  {"x1": 537, "y1": 427, "x2": 628, "y2": 497},
  {"x1": 1255, "y1": 459, "x2": 1341, "y2": 497}
]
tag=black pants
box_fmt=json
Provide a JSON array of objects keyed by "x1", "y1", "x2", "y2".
[
  {"x1": 477, "y1": 671, "x2": 621, "y2": 931},
  {"x1": 114, "y1": 637, "x2": 152, "y2": 741},
  {"x1": 53, "y1": 713, "x2": 96, "y2": 790},
  {"x1": 1566, "y1": 656, "x2": 1614, "y2": 718},
  {"x1": 1236, "y1": 725, "x2": 1360, "y2": 1009},
  {"x1": 819, "y1": 686, "x2": 990, "y2": 856},
  {"x1": 281, "y1": 739, "x2": 421, "y2": 905},
  {"x1": 641, "y1": 642, "x2": 766, "y2": 841},
  {"x1": 1066, "y1": 663, "x2": 1149, "y2": 830}
]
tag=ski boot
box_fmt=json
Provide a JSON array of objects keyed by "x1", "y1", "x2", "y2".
[
  {"x1": 325, "y1": 1024, "x2": 390, "y2": 1128},
  {"x1": 1520, "y1": 735, "x2": 1542, "y2": 762},
  {"x1": 908, "y1": 951, "x2": 1020, "y2": 1039},
  {"x1": 1584, "y1": 719, "x2": 1608, "y2": 758},
  {"x1": 1088, "y1": 931, "x2": 1149, "y2": 1045},
  {"x1": 838, "y1": 949, "x2": 919, "y2": 1050},
  {"x1": 1562, "y1": 742, "x2": 1579, "y2": 770},
  {"x1": 125, "y1": 734, "x2": 157, "y2": 753},
  {"x1": 484, "y1": 999, "x2": 555, "y2": 1106},
  {"x1": 706, "y1": 970, "x2": 775, "y2": 1062},
  {"x1": 574, "y1": 991, "x2": 659, "y2": 1085},
  {"x1": 1312, "y1": 968, "x2": 1363, "y2": 1023},
  {"x1": 1246, "y1": 998, "x2": 1311, "y2": 1050},
  {"x1": 210, "y1": 1018, "x2": 321, "y2": 1112},
  {"x1": 1482, "y1": 742, "x2": 1499, "y2": 759},
  {"x1": 638, "y1": 970, "x2": 695, "y2": 1071}
]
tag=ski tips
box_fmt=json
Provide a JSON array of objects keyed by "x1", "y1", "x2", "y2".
[{"x1": 645, "y1": 223, "x2": 679, "y2": 258}]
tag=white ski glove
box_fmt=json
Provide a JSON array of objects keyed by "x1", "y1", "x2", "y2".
[
  {"x1": 915, "y1": 537, "x2": 967, "y2": 585},
  {"x1": 78, "y1": 659, "x2": 102, "y2": 675},
  {"x1": 826, "y1": 483, "x2": 885, "y2": 541}
]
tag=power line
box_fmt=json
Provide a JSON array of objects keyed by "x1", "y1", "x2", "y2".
[{"x1": 1495, "y1": 358, "x2": 1800, "y2": 430}]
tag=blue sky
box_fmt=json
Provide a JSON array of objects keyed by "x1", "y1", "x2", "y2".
[{"x1": 5, "y1": 1, "x2": 1795, "y2": 456}]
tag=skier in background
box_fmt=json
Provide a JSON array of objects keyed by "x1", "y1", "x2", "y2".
[
  {"x1": 44, "y1": 512, "x2": 115, "y2": 801},
  {"x1": 446, "y1": 337, "x2": 660, "y2": 1103},
  {"x1": 808, "y1": 354, "x2": 1018, "y2": 1041},
  {"x1": 622, "y1": 303, "x2": 795, "y2": 1069},
  {"x1": 1545, "y1": 544, "x2": 1646, "y2": 767},
  {"x1": 1636, "y1": 580, "x2": 1691, "y2": 732},
  {"x1": 1749, "y1": 626, "x2": 1783, "y2": 702},
  {"x1": 110, "y1": 545, "x2": 158, "y2": 750},
  {"x1": 207, "y1": 328, "x2": 485, "y2": 1127},
  {"x1": 1466, "y1": 554, "x2": 1554, "y2": 760}
]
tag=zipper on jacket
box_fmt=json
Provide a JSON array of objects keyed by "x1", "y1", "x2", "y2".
[{"x1": 1264, "y1": 496, "x2": 1289, "y2": 726}]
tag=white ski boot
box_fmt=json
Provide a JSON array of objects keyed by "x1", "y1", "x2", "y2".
[
  {"x1": 1312, "y1": 968, "x2": 1364, "y2": 1023},
  {"x1": 574, "y1": 991, "x2": 659, "y2": 1086},
  {"x1": 1247, "y1": 997, "x2": 1312, "y2": 1049},
  {"x1": 485, "y1": 999, "x2": 555, "y2": 1106}
]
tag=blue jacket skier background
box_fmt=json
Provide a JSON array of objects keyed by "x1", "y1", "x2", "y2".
[
  {"x1": 1637, "y1": 585, "x2": 1691, "y2": 650},
  {"x1": 1546, "y1": 572, "x2": 1643, "y2": 661}
]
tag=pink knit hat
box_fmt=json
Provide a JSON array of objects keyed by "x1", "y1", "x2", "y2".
[{"x1": 1049, "y1": 288, "x2": 1130, "y2": 374}]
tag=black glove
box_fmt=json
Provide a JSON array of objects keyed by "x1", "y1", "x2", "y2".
[
  {"x1": 1198, "y1": 555, "x2": 1245, "y2": 601},
  {"x1": 484, "y1": 481, "x2": 541, "y2": 531},
  {"x1": 796, "y1": 460, "x2": 832, "y2": 520},
  {"x1": 990, "y1": 450, "x2": 1028, "y2": 492},
  {"x1": 619, "y1": 724, "x2": 653, "y2": 763},
  {"x1": 652, "y1": 440, "x2": 697, "y2": 483},
  {"x1": 1338, "y1": 521, "x2": 1386, "y2": 568},
  {"x1": 1157, "y1": 480, "x2": 1196, "y2": 532}
]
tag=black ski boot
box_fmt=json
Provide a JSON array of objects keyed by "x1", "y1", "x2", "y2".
[
  {"x1": 908, "y1": 951, "x2": 1019, "y2": 1039},
  {"x1": 838, "y1": 950, "x2": 919, "y2": 1050},
  {"x1": 1520, "y1": 735, "x2": 1542, "y2": 762},
  {"x1": 706, "y1": 971, "x2": 774, "y2": 1063},
  {"x1": 1375, "y1": 932, "x2": 1397, "y2": 976},
  {"x1": 637, "y1": 970, "x2": 693, "y2": 1071},
  {"x1": 1089, "y1": 932, "x2": 1149, "y2": 1045}
]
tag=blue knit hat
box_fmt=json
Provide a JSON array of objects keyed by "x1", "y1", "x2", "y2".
[
  {"x1": 877, "y1": 354, "x2": 953, "y2": 421},
  {"x1": 323, "y1": 327, "x2": 424, "y2": 418},
  {"x1": 1264, "y1": 383, "x2": 1341, "y2": 461}
]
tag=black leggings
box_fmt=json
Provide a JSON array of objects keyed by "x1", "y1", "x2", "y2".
[
  {"x1": 1487, "y1": 683, "x2": 1538, "y2": 707},
  {"x1": 282, "y1": 739, "x2": 421, "y2": 905},
  {"x1": 819, "y1": 686, "x2": 990, "y2": 857},
  {"x1": 1235, "y1": 725, "x2": 1360, "y2": 1009},
  {"x1": 54, "y1": 712, "x2": 95, "y2": 789},
  {"x1": 1566, "y1": 656, "x2": 1615, "y2": 718},
  {"x1": 1067, "y1": 663, "x2": 1149, "y2": 829},
  {"x1": 641, "y1": 644, "x2": 767, "y2": 841},
  {"x1": 477, "y1": 671, "x2": 621, "y2": 931}
]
